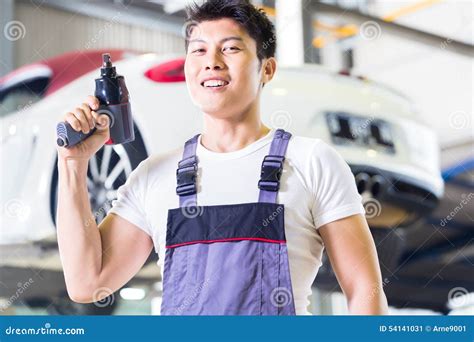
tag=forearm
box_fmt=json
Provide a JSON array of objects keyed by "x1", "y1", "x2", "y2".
[
  {"x1": 347, "y1": 286, "x2": 389, "y2": 315},
  {"x1": 56, "y1": 157, "x2": 102, "y2": 301}
]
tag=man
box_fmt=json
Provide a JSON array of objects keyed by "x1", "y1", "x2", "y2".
[{"x1": 57, "y1": 0, "x2": 388, "y2": 315}]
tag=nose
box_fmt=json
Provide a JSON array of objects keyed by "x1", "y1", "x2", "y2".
[{"x1": 205, "y1": 50, "x2": 225, "y2": 70}]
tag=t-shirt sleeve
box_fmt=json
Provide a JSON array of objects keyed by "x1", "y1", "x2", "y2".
[
  {"x1": 310, "y1": 140, "x2": 366, "y2": 229},
  {"x1": 108, "y1": 158, "x2": 153, "y2": 236}
]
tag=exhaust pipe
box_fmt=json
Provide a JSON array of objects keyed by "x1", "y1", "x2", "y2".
[
  {"x1": 370, "y1": 175, "x2": 387, "y2": 198},
  {"x1": 355, "y1": 173, "x2": 370, "y2": 194}
]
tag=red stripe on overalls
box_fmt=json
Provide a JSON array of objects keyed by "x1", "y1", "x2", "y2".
[{"x1": 166, "y1": 237, "x2": 287, "y2": 249}]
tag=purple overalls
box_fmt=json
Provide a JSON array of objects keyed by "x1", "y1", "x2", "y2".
[{"x1": 161, "y1": 129, "x2": 296, "y2": 315}]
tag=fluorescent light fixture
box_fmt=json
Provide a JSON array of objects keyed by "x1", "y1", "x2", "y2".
[{"x1": 119, "y1": 287, "x2": 146, "y2": 301}]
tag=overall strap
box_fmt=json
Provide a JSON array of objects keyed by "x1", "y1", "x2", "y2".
[
  {"x1": 258, "y1": 129, "x2": 292, "y2": 203},
  {"x1": 176, "y1": 134, "x2": 200, "y2": 207}
]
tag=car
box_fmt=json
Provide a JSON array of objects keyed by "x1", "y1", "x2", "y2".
[
  {"x1": 385, "y1": 146, "x2": 473, "y2": 314},
  {"x1": 0, "y1": 50, "x2": 443, "y2": 314}
]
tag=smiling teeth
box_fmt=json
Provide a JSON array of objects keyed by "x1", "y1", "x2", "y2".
[{"x1": 203, "y1": 80, "x2": 228, "y2": 87}]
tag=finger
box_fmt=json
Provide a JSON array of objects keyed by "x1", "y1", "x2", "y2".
[
  {"x1": 74, "y1": 108, "x2": 91, "y2": 133},
  {"x1": 91, "y1": 111, "x2": 101, "y2": 129},
  {"x1": 85, "y1": 95, "x2": 100, "y2": 111},
  {"x1": 65, "y1": 112, "x2": 82, "y2": 132},
  {"x1": 80, "y1": 103, "x2": 95, "y2": 129}
]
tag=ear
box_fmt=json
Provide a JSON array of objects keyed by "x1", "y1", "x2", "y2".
[{"x1": 260, "y1": 57, "x2": 277, "y2": 86}]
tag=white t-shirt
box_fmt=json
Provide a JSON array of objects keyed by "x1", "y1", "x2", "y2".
[{"x1": 109, "y1": 128, "x2": 365, "y2": 315}]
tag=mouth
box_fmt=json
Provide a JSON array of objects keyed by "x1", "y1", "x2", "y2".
[{"x1": 200, "y1": 79, "x2": 230, "y2": 89}]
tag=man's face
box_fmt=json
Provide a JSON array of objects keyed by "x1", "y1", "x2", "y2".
[{"x1": 184, "y1": 18, "x2": 263, "y2": 119}]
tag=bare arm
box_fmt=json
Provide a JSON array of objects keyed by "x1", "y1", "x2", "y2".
[
  {"x1": 56, "y1": 95, "x2": 153, "y2": 303},
  {"x1": 319, "y1": 214, "x2": 388, "y2": 314}
]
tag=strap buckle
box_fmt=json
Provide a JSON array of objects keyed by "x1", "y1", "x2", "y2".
[
  {"x1": 176, "y1": 156, "x2": 198, "y2": 196},
  {"x1": 258, "y1": 155, "x2": 285, "y2": 192}
]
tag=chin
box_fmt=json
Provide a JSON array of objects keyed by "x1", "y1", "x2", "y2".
[
  {"x1": 201, "y1": 106, "x2": 228, "y2": 116},
  {"x1": 202, "y1": 106, "x2": 238, "y2": 119},
  {"x1": 199, "y1": 100, "x2": 230, "y2": 115}
]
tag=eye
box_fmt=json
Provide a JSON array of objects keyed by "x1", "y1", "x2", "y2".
[
  {"x1": 223, "y1": 46, "x2": 241, "y2": 52},
  {"x1": 191, "y1": 48, "x2": 205, "y2": 54}
]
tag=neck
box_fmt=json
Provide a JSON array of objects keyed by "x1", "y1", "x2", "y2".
[{"x1": 201, "y1": 101, "x2": 270, "y2": 153}]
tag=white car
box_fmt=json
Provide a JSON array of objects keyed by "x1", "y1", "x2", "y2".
[{"x1": 0, "y1": 50, "x2": 443, "y2": 314}]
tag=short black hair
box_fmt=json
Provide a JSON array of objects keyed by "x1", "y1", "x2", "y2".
[{"x1": 184, "y1": 0, "x2": 276, "y2": 62}]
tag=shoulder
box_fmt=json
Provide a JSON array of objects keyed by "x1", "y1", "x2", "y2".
[
  {"x1": 286, "y1": 134, "x2": 342, "y2": 167},
  {"x1": 131, "y1": 147, "x2": 183, "y2": 183},
  {"x1": 145, "y1": 147, "x2": 183, "y2": 171},
  {"x1": 286, "y1": 133, "x2": 354, "y2": 193}
]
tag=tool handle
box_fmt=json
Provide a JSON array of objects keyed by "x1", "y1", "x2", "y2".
[{"x1": 56, "y1": 122, "x2": 96, "y2": 148}]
